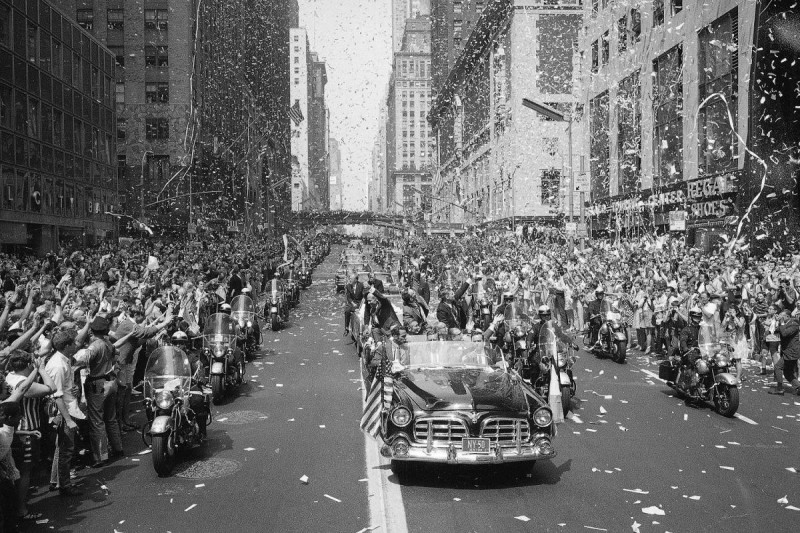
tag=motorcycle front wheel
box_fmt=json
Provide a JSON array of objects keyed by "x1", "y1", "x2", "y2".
[
  {"x1": 271, "y1": 314, "x2": 280, "y2": 331},
  {"x1": 560, "y1": 385, "x2": 572, "y2": 418},
  {"x1": 152, "y1": 434, "x2": 174, "y2": 476},
  {"x1": 211, "y1": 374, "x2": 224, "y2": 404},
  {"x1": 714, "y1": 385, "x2": 739, "y2": 417},
  {"x1": 614, "y1": 339, "x2": 627, "y2": 363}
]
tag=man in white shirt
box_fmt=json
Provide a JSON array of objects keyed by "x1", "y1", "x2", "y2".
[{"x1": 45, "y1": 329, "x2": 85, "y2": 496}]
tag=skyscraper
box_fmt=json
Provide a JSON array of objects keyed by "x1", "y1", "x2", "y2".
[
  {"x1": 392, "y1": 0, "x2": 431, "y2": 53},
  {"x1": 430, "y1": 0, "x2": 486, "y2": 99}
]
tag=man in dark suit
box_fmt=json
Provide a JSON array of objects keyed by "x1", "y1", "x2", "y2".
[
  {"x1": 416, "y1": 272, "x2": 431, "y2": 305},
  {"x1": 364, "y1": 286, "x2": 400, "y2": 339},
  {"x1": 436, "y1": 279, "x2": 471, "y2": 330},
  {"x1": 228, "y1": 267, "x2": 243, "y2": 303},
  {"x1": 344, "y1": 273, "x2": 364, "y2": 335},
  {"x1": 367, "y1": 272, "x2": 384, "y2": 293}
]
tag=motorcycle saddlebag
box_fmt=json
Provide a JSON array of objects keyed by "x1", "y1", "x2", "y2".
[{"x1": 659, "y1": 360, "x2": 678, "y2": 381}]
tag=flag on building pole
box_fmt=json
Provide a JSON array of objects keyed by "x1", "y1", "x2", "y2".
[
  {"x1": 360, "y1": 354, "x2": 394, "y2": 439},
  {"x1": 288, "y1": 100, "x2": 304, "y2": 126}
]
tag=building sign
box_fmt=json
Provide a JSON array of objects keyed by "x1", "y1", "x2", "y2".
[{"x1": 586, "y1": 172, "x2": 739, "y2": 228}]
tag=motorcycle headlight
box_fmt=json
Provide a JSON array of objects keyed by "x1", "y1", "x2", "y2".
[
  {"x1": 514, "y1": 326, "x2": 525, "y2": 338},
  {"x1": 213, "y1": 347, "x2": 225, "y2": 358},
  {"x1": 155, "y1": 390, "x2": 174, "y2": 410},
  {"x1": 533, "y1": 407, "x2": 552, "y2": 427},
  {"x1": 238, "y1": 319, "x2": 245, "y2": 328},
  {"x1": 557, "y1": 352, "x2": 567, "y2": 368},
  {"x1": 390, "y1": 407, "x2": 412, "y2": 427},
  {"x1": 247, "y1": 320, "x2": 253, "y2": 328},
  {"x1": 714, "y1": 354, "x2": 729, "y2": 367}
]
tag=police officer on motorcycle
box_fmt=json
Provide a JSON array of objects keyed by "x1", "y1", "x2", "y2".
[
  {"x1": 587, "y1": 287, "x2": 606, "y2": 346},
  {"x1": 169, "y1": 330, "x2": 210, "y2": 439},
  {"x1": 527, "y1": 305, "x2": 578, "y2": 381}
]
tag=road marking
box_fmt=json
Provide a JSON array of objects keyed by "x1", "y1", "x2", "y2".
[
  {"x1": 362, "y1": 366, "x2": 409, "y2": 533},
  {"x1": 639, "y1": 367, "x2": 758, "y2": 425}
]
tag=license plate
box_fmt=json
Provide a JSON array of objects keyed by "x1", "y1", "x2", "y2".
[{"x1": 462, "y1": 438, "x2": 491, "y2": 454}]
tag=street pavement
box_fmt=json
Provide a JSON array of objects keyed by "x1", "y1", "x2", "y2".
[{"x1": 26, "y1": 245, "x2": 800, "y2": 533}]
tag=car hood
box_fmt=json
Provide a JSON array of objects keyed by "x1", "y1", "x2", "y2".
[{"x1": 397, "y1": 368, "x2": 529, "y2": 412}]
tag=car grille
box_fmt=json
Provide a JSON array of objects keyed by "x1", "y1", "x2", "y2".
[
  {"x1": 480, "y1": 418, "x2": 530, "y2": 446},
  {"x1": 413, "y1": 418, "x2": 468, "y2": 447}
]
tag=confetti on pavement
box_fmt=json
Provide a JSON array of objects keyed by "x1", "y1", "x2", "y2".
[
  {"x1": 514, "y1": 515, "x2": 530, "y2": 522},
  {"x1": 324, "y1": 494, "x2": 342, "y2": 503},
  {"x1": 641, "y1": 506, "x2": 665, "y2": 516},
  {"x1": 185, "y1": 504, "x2": 197, "y2": 512}
]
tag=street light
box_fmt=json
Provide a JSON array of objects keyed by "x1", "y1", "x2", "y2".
[{"x1": 521, "y1": 98, "x2": 579, "y2": 248}]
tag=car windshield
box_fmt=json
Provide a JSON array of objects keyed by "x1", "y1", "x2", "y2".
[
  {"x1": 357, "y1": 272, "x2": 393, "y2": 285},
  {"x1": 144, "y1": 346, "x2": 191, "y2": 396},
  {"x1": 393, "y1": 341, "x2": 496, "y2": 369}
]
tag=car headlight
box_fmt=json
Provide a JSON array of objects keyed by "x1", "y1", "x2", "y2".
[
  {"x1": 391, "y1": 407, "x2": 412, "y2": 427},
  {"x1": 533, "y1": 407, "x2": 552, "y2": 427},
  {"x1": 155, "y1": 390, "x2": 174, "y2": 410}
]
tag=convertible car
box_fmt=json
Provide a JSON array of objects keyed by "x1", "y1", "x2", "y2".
[
  {"x1": 372, "y1": 339, "x2": 557, "y2": 479},
  {"x1": 357, "y1": 271, "x2": 400, "y2": 295}
]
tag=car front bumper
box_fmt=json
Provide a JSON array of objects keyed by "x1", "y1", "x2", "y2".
[{"x1": 383, "y1": 440, "x2": 556, "y2": 464}]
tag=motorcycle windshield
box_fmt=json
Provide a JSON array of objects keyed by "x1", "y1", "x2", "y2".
[
  {"x1": 144, "y1": 346, "x2": 191, "y2": 395},
  {"x1": 539, "y1": 323, "x2": 558, "y2": 362},
  {"x1": 270, "y1": 280, "x2": 285, "y2": 297},
  {"x1": 504, "y1": 303, "x2": 531, "y2": 330},
  {"x1": 602, "y1": 298, "x2": 620, "y2": 321},
  {"x1": 203, "y1": 313, "x2": 236, "y2": 352},
  {"x1": 698, "y1": 323, "x2": 722, "y2": 358},
  {"x1": 230, "y1": 295, "x2": 256, "y2": 321}
]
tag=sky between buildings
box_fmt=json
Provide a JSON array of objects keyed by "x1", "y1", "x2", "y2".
[{"x1": 298, "y1": 0, "x2": 393, "y2": 211}]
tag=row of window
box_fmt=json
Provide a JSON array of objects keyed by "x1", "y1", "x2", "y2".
[
  {"x1": 76, "y1": 8, "x2": 168, "y2": 33},
  {"x1": 400, "y1": 58, "x2": 430, "y2": 78},
  {"x1": 590, "y1": 8, "x2": 642, "y2": 72},
  {"x1": 108, "y1": 44, "x2": 168, "y2": 68},
  {"x1": 592, "y1": 0, "x2": 682, "y2": 21},
  {"x1": 0, "y1": 5, "x2": 115, "y2": 110},
  {"x1": 0, "y1": 84, "x2": 114, "y2": 163},
  {"x1": 1, "y1": 166, "x2": 115, "y2": 219},
  {"x1": 116, "y1": 117, "x2": 169, "y2": 141}
]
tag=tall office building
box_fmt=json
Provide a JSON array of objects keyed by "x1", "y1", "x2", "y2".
[
  {"x1": 329, "y1": 137, "x2": 342, "y2": 210},
  {"x1": 430, "y1": 0, "x2": 486, "y2": 99},
  {"x1": 392, "y1": 0, "x2": 431, "y2": 53},
  {"x1": 289, "y1": 28, "x2": 328, "y2": 212},
  {"x1": 386, "y1": 15, "x2": 432, "y2": 217},
  {"x1": 49, "y1": 0, "x2": 298, "y2": 235},
  {"x1": 0, "y1": 0, "x2": 117, "y2": 253}
]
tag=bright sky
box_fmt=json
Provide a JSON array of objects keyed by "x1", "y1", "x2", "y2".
[{"x1": 298, "y1": 0, "x2": 393, "y2": 211}]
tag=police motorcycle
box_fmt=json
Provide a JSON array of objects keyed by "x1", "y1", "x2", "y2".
[
  {"x1": 286, "y1": 268, "x2": 301, "y2": 307},
  {"x1": 586, "y1": 297, "x2": 628, "y2": 363},
  {"x1": 471, "y1": 276, "x2": 494, "y2": 331},
  {"x1": 203, "y1": 313, "x2": 245, "y2": 403},
  {"x1": 535, "y1": 320, "x2": 577, "y2": 419},
  {"x1": 265, "y1": 278, "x2": 288, "y2": 331},
  {"x1": 503, "y1": 301, "x2": 533, "y2": 374},
  {"x1": 231, "y1": 293, "x2": 260, "y2": 360},
  {"x1": 143, "y1": 346, "x2": 210, "y2": 476},
  {"x1": 298, "y1": 259, "x2": 313, "y2": 289},
  {"x1": 664, "y1": 320, "x2": 740, "y2": 417}
]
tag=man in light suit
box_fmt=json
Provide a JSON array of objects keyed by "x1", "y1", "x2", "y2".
[{"x1": 344, "y1": 273, "x2": 364, "y2": 336}]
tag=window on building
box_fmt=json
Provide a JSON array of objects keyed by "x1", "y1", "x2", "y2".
[
  {"x1": 293, "y1": 35, "x2": 299, "y2": 42},
  {"x1": 601, "y1": 31, "x2": 610, "y2": 65},
  {"x1": 294, "y1": 78, "x2": 299, "y2": 85},
  {"x1": 0, "y1": 84, "x2": 10, "y2": 128},
  {"x1": 654, "y1": 0, "x2": 665, "y2": 26},
  {"x1": 617, "y1": 71, "x2": 641, "y2": 194},
  {"x1": 145, "y1": 117, "x2": 169, "y2": 140},
  {"x1": 590, "y1": 91, "x2": 610, "y2": 198},
  {"x1": 541, "y1": 168, "x2": 561, "y2": 206},
  {"x1": 27, "y1": 21, "x2": 37, "y2": 63},
  {"x1": 116, "y1": 118, "x2": 126, "y2": 140},
  {"x1": 672, "y1": 0, "x2": 683, "y2": 14},
  {"x1": 145, "y1": 82, "x2": 169, "y2": 103},
  {"x1": 294, "y1": 57, "x2": 299, "y2": 64},
  {"x1": 591, "y1": 41, "x2": 599, "y2": 73},
  {"x1": 145, "y1": 45, "x2": 168, "y2": 67},
  {"x1": 107, "y1": 9, "x2": 123, "y2": 30},
  {"x1": 618, "y1": 15, "x2": 628, "y2": 53},
  {"x1": 76, "y1": 9, "x2": 93, "y2": 31},
  {"x1": 108, "y1": 46, "x2": 124, "y2": 67},
  {"x1": 453, "y1": 19, "x2": 462, "y2": 37},
  {"x1": 144, "y1": 9, "x2": 168, "y2": 31},
  {"x1": 652, "y1": 45, "x2": 683, "y2": 185},
  {"x1": 115, "y1": 82, "x2": 125, "y2": 103},
  {"x1": 0, "y1": 4, "x2": 10, "y2": 49},
  {"x1": 630, "y1": 8, "x2": 641, "y2": 41},
  {"x1": 147, "y1": 155, "x2": 170, "y2": 183},
  {"x1": 698, "y1": 9, "x2": 738, "y2": 176}
]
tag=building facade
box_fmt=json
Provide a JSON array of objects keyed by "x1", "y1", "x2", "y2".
[
  {"x1": 428, "y1": 0, "x2": 584, "y2": 229},
  {"x1": 308, "y1": 52, "x2": 328, "y2": 210},
  {"x1": 386, "y1": 15, "x2": 433, "y2": 218},
  {"x1": 430, "y1": 0, "x2": 487, "y2": 100},
  {"x1": 329, "y1": 137, "x2": 342, "y2": 210},
  {"x1": 1, "y1": 0, "x2": 117, "y2": 253},
  {"x1": 579, "y1": 0, "x2": 799, "y2": 250},
  {"x1": 392, "y1": 0, "x2": 431, "y2": 53}
]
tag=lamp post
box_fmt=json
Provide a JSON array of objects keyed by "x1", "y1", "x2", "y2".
[
  {"x1": 521, "y1": 98, "x2": 579, "y2": 248},
  {"x1": 140, "y1": 150, "x2": 153, "y2": 222}
]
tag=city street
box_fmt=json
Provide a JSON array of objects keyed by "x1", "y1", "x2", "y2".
[{"x1": 23, "y1": 247, "x2": 799, "y2": 533}]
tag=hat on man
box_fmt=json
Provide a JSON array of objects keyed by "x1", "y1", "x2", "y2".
[{"x1": 90, "y1": 315, "x2": 110, "y2": 333}]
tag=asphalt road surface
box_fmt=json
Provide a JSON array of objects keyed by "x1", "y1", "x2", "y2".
[{"x1": 26, "y1": 245, "x2": 799, "y2": 533}]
